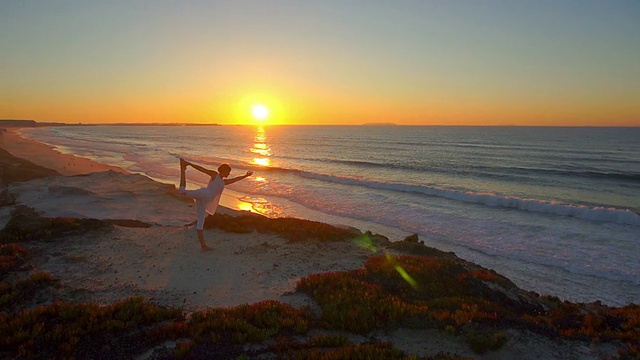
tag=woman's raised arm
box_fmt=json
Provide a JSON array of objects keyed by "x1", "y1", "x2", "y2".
[{"x1": 186, "y1": 161, "x2": 218, "y2": 178}]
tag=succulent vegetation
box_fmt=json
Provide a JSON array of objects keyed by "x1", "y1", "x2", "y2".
[
  {"x1": 0, "y1": 296, "x2": 182, "y2": 358},
  {"x1": 0, "y1": 243, "x2": 28, "y2": 276},
  {"x1": 296, "y1": 251, "x2": 640, "y2": 358},
  {"x1": 205, "y1": 213, "x2": 359, "y2": 242}
]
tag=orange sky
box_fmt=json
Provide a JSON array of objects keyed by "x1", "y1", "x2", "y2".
[{"x1": 1, "y1": 2, "x2": 639, "y2": 126}]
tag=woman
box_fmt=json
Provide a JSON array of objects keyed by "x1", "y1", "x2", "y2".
[{"x1": 179, "y1": 158, "x2": 252, "y2": 250}]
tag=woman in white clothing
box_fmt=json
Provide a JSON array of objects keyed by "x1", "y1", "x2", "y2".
[{"x1": 179, "y1": 158, "x2": 252, "y2": 251}]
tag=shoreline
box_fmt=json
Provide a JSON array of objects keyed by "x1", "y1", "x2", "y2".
[{"x1": 12, "y1": 126, "x2": 412, "y2": 241}]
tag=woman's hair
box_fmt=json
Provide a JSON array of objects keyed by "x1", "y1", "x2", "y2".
[{"x1": 218, "y1": 163, "x2": 231, "y2": 173}]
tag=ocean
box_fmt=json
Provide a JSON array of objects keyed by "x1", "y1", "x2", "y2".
[{"x1": 18, "y1": 125, "x2": 640, "y2": 306}]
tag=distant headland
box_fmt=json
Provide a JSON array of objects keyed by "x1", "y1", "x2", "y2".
[
  {"x1": 0, "y1": 119, "x2": 66, "y2": 127},
  {"x1": 0, "y1": 120, "x2": 220, "y2": 127}
]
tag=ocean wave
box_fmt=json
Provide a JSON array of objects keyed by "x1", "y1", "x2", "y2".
[
  {"x1": 505, "y1": 166, "x2": 640, "y2": 182},
  {"x1": 270, "y1": 154, "x2": 640, "y2": 183},
  {"x1": 461, "y1": 241, "x2": 640, "y2": 289},
  {"x1": 21, "y1": 129, "x2": 150, "y2": 154},
  {"x1": 296, "y1": 171, "x2": 640, "y2": 226},
  {"x1": 272, "y1": 155, "x2": 427, "y2": 172}
]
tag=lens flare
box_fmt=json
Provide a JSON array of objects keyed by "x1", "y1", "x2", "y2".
[
  {"x1": 355, "y1": 235, "x2": 379, "y2": 253},
  {"x1": 385, "y1": 254, "x2": 419, "y2": 290},
  {"x1": 355, "y1": 233, "x2": 419, "y2": 290},
  {"x1": 394, "y1": 265, "x2": 418, "y2": 289}
]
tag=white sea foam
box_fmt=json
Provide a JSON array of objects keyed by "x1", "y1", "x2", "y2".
[{"x1": 297, "y1": 171, "x2": 640, "y2": 226}]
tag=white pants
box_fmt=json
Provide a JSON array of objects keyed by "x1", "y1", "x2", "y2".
[{"x1": 179, "y1": 186, "x2": 213, "y2": 230}]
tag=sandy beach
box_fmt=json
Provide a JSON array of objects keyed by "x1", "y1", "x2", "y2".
[
  {"x1": 0, "y1": 127, "x2": 631, "y2": 360},
  {"x1": 1, "y1": 128, "x2": 126, "y2": 176}
]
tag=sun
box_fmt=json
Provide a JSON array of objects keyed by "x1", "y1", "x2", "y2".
[{"x1": 251, "y1": 104, "x2": 269, "y2": 122}]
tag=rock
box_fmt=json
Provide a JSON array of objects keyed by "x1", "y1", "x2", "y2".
[{"x1": 403, "y1": 233, "x2": 420, "y2": 243}]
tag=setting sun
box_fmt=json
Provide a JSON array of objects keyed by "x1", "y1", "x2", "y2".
[{"x1": 251, "y1": 104, "x2": 269, "y2": 122}]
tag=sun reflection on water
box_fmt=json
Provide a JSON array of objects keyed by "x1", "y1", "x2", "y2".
[
  {"x1": 253, "y1": 157, "x2": 270, "y2": 166},
  {"x1": 240, "y1": 126, "x2": 282, "y2": 216},
  {"x1": 251, "y1": 126, "x2": 271, "y2": 167},
  {"x1": 237, "y1": 201, "x2": 254, "y2": 213},
  {"x1": 234, "y1": 196, "x2": 284, "y2": 217}
]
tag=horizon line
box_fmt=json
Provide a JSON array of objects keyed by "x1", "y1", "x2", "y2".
[{"x1": 1, "y1": 119, "x2": 639, "y2": 128}]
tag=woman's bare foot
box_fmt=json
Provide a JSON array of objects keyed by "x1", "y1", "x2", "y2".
[{"x1": 196, "y1": 230, "x2": 211, "y2": 251}]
